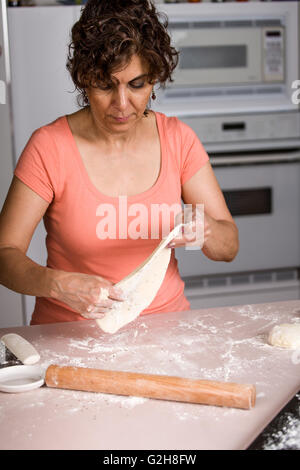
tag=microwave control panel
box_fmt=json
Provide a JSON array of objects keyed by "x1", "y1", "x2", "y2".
[{"x1": 263, "y1": 27, "x2": 284, "y2": 83}]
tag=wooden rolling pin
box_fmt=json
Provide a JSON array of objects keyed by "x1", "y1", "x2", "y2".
[{"x1": 45, "y1": 365, "x2": 256, "y2": 410}]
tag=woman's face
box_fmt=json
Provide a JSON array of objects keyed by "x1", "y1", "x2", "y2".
[{"x1": 86, "y1": 54, "x2": 153, "y2": 134}]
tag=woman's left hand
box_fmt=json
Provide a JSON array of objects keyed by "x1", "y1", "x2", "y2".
[{"x1": 167, "y1": 208, "x2": 213, "y2": 249}]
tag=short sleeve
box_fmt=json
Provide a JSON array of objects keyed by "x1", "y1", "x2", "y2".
[
  {"x1": 178, "y1": 119, "x2": 209, "y2": 186},
  {"x1": 14, "y1": 127, "x2": 59, "y2": 204}
]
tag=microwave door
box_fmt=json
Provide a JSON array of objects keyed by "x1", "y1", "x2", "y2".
[{"x1": 170, "y1": 27, "x2": 262, "y2": 87}]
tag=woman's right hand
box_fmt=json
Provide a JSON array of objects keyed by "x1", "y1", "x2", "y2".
[{"x1": 49, "y1": 271, "x2": 125, "y2": 320}]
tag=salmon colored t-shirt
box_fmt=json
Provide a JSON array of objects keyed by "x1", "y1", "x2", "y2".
[{"x1": 14, "y1": 111, "x2": 209, "y2": 325}]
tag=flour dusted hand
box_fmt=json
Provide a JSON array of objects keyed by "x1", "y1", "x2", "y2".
[
  {"x1": 167, "y1": 207, "x2": 207, "y2": 249},
  {"x1": 50, "y1": 271, "x2": 125, "y2": 320}
]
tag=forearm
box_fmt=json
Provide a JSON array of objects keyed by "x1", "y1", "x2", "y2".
[
  {"x1": 202, "y1": 219, "x2": 239, "y2": 262},
  {"x1": 0, "y1": 247, "x2": 57, "y2": 298}
]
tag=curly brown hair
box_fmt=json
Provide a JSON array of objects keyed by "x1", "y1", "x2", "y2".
[{"x1": 66, "y1": 0, "x2": 178, "y2": 108}]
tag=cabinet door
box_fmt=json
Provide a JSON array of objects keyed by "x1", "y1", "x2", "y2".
[
  {"x1": 0, "y1": 3, "x2": 24, "y2": 327},
  {"x1": 8, "y1": 6, "x2": 77, "y2": 160},
  {"x1": 7, "y1": 6, "x2": 77, "y2": 325}
]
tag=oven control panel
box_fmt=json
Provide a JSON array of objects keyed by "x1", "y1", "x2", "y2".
[{"x1": 180, "y1": 111, "x2": 300, "y2": 152}]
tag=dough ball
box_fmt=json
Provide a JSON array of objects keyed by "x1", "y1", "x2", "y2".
[{"x1": 268, "y1": 323, "x2": 300, "y2": 350}]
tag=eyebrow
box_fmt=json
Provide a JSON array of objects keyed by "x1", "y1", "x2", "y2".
[
  {"x1": 111, "y1": 73, "x2": 148, "y2": 84},
  {"x1": 129, "y1": 74, "x2": 148, "y2": 82}
]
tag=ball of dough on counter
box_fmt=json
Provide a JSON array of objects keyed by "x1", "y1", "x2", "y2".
[{"x1": 268, "y1": 323, "x2": 300, "y2": 350}]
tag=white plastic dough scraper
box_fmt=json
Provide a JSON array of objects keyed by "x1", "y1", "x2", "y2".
[{"x1": 0, "y1": 333, "x2": 44, "y2": 393}]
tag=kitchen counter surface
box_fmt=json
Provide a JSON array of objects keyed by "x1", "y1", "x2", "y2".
[{"x1": 0, "y1": 300, "x2": 300, "y2": 450}]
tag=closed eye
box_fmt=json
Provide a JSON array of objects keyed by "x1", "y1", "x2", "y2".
[
  {"x1": 98, "y1": 82, "x2": 113, "y2": 91},
  {"x1": 129, "y1": 81, "x2": 145, "y2": 89},
  {"x1": 98, "y1": 81, "x2": 144, "y2": 91},
  {"x1": 97, "y1": 74, "x2": 148, "y2": 91}
]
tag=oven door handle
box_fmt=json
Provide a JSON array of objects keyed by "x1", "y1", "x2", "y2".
[{"x1": 210, "y1": 150, "x2": 300, "y2": 167}]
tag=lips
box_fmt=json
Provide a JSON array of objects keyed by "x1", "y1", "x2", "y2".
[{"x1": 112, "y1": 115, "x2": 131, "y2": 123}]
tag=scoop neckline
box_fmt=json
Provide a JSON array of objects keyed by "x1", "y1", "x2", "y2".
[{"x1": 63, "y1": 111, "x2": 167, "y2": 202}]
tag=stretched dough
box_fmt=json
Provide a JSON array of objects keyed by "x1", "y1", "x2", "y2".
[
  {"x1": 268, "y1": 323, "x2": 300, "y2": 350},
  {"x1": 96, "y1": 223, "x2": 185, "y2": 334}
]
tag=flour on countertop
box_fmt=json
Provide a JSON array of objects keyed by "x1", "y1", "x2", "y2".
[
  {"x1": 4, "y1": 302, "x2": 297, "y2": 427},
  {"x1": 36, "y1": 306, "x2": 298, "y2": 386},
  {"x1": 262, "y1": 394, "x2": 300, "y2": 450},
  {"x1": 1, "y1": 302, "x2": 300, "y2": 453}
]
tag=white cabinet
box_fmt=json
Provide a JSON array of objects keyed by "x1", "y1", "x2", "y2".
[
  {"x1": 0, "y1": 6, "x2": 80, "y2": 326},
  {"x1": 0, "y1": 3, "x2": 23, "y2": 327}
]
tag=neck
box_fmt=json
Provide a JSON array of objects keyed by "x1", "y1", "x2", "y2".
[{"x1": 86, "y1": 106, "x2": 146, "y2": 150}]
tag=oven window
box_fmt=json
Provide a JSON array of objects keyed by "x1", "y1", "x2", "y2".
[
  {"x1": 223, "y1": 187, "x2": 272, "y2": 217},
  {"x1": 179, "y1": 45, "x2": 247, "y2": 69}
]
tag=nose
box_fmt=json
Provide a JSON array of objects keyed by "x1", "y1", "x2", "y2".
[{"x1": 113, "y1": 85, "x2": 128, "y2": 111}]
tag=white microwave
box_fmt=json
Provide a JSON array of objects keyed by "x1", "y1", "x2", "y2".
[
  {"x1": 171, "y1": 24, "x2": 284, "y2": 87},
  {"x1": 154, "y1": 2, "x2": 300, "y2": 153}
]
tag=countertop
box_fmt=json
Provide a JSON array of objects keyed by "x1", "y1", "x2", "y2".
[{"x1": 0, "y1": 300, "x2": 300, "y2": 450}]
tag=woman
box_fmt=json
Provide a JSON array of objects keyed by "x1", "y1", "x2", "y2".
[{"x1": 0, "y1": 0, "x2": 238, "y2": 325}]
